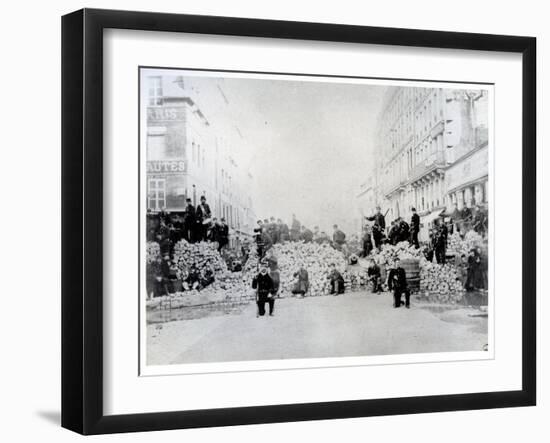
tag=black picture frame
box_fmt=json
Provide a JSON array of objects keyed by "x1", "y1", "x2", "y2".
[{"x1": 61, "y1": 8, "x2": 536, "y2": 435}]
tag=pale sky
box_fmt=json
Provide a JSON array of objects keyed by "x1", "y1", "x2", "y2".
[{"x1": 188, "y1": 74, "x2": 387, "y2": 234}]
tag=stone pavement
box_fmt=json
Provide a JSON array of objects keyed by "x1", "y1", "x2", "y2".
[{"x1": 147, "y1": 291, "x2": 488, "y2": 366}]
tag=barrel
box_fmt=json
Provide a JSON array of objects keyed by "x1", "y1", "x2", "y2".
[{"x1": 400, "y1": 258, "x2": 420, "y2": 292}]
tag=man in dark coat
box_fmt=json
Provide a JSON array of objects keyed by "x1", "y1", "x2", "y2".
[
  {"x1": 398, "y1": 218, "x2": 410, "y2": 243},
  {"x1": 434, "y1": 225, "x2": 447, "y2": 264},
  {"x1": 328, "y1": 264, "x2": 345, "y2": 295},
  {"x1": 367, "y1": 259, "x2": 383, "y2": 293},
  {"x1": 183, "y1": 198, "x2": 196, "y2": 243},
  {"x1": 465, "y1": 249, "x2": 477, "y2": 291},
  {"x1": 388, "y1": 221, "x2": 399, "y2": 245},
  {"x1": 362, "y1": 227, "x2": 373, "y2": 257},
  {"x1": 365, "y1": 206, "x2": 386, "y2": 249},
  {"x1": 472, "y1": 205, "x2": 488, "y2": 237},
  {"x1": 195, "y1": 196, "x2": 212, "y2": 242},
  {"x1": 252, "y1": 264, "x2": 275, "y2": 317},
  {"x1": 410, "y1": 207, "x2": 420, "y2": 248},
  {"x1": 292, "y1": 266, "x2": 309, "y2": 296},
  {"x1": 387, "y1": 258, "x2": 410, "y2": 308}
]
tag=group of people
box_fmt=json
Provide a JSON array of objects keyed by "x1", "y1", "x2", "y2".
[
  {"x1": 253, "y1": 213, "x2": 350, "y2": 259},
  {"x1": 146, "y1": 196, "x2": 234, "y2": 298},
  {"x1": 458, "y1": 246, "x2": 488, "y2": 292},
  {"x1": 147, "y1": 196, "x2": 230, "y2": 252},
  {"x1": 361, "y1": 206, "x2": 422, "y2": 256},
  {"x1": 146, "y1": 254, "x2": 217, "y2": 298}
]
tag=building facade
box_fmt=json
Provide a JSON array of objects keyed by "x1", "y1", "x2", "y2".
[
  {"x1": 144, "y1": 74, "x2": 256, "y2": 236},
  {"x1": 365, "y1": 86, "x2": 489, "y2": 240}
]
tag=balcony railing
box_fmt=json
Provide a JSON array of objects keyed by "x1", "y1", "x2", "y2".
[{"x1": 409, "y1": 151, "x2": 446, "y2": 182}]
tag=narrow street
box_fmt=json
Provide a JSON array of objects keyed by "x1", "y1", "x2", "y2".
[{"x1": 147, "y1": 291, "x2": 488, "y2": 366}]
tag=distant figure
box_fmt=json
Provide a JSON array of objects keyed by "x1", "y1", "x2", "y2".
[
  {"x1": 290, "y1": 214, "x2": 301, "y2": 242},
  {"x1": 292, "y1": 266, "x2": 309, "y2": 297},
  {"x1": 387, "y1": 258, "x2": 410, "y2": 308},
  {"x1": 268, "y1": 216, "x2": 280, "y2": 244},
  {"x1": 252, "y1": 264, "x2": 275, "y2": 317},
  {"x1": 301, "y1": 225, "x2": 314, "y2": 243},
  {"x1": 362, "y1": 226, "x2": 373, "y2": 257},
  {"x1": 332, "y1": 224, "x2": 346, "y2": 250},
  {"x1": 278, "y1": 218, "x2": 290, "y2": 242},
  {"x1": 183, "y1": 198, "x2": 196, "y2": 242},
  {"x1": 410, "y1": 207, "x2": 420, "y2": 248},
  {"x1": 328, "y1": 263, "x2": 345, "y2": 295},
  {"x1": 367, "y1": 259, "x2": 383, "y2": 293}
]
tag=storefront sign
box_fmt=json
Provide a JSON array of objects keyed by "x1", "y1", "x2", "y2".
[
  {"x1": 446, "y1": 146, "x2": 488, "y2": 192},
  {"x1": 147, "y1": 160, "x2": 186, "y2": 174},
  {"x1": 147, "y1": 107, "x2": 185, "y2": 122}
]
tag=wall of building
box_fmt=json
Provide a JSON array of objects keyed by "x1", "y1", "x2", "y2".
[
  {"x1": 144, "y1": 74, "x2": 256, "y2": 235},
  {"x1": 366, "y1": 86, "x2": 489, "y2": 237}
]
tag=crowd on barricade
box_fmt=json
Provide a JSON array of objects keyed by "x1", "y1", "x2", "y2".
[
  {"x1": 147, "y1": 195, "x2": 229, "y2": 253},
  {"x1": 146, "y1": 196, "x2": 488, "y2": 312}
]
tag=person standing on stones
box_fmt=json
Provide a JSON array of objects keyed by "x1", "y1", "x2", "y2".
[
  {"x1": 387, "y1": 257, "x2": 410, "y2": 308},
  {"x1": 195, "y1": 196, "x2": 212, "y2": 242},
  {"x1": 183, "y1": 198, "x2": 196, "y2": 243},
  {"x1": 301, "y1": 225, "x2": 314, "y2": 243},
  {"x1": 252, "y1": 264, "x2": 275, "y2": 317},
  {"x1": 278, "y1": 218, "x2": 290, "y2": 242},
  {"x1": 410, "y1": 207, "x2": 420, "y2": 248},
  {"x1": 290, "y1": 214, "x2": 301, "y2": 242},
  {"x1": 365, "y1": 206, "x2": 386, "y2": 249},
  {"x1": 332, "y1": 224, "x2": 346, "y2": 250}
]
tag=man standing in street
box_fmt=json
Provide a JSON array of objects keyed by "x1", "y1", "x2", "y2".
[
  {"x1": 387, "y1": 258, "x2": 410, "y2": 308},
  {"x1": 195, "y1": 196, "x2": 212, "y2": 242},
  {"x1": 252, "y1": 264, "x2": 275, "y2": 317},
  {"x1": 410, "y1": 207, "x2": 420, "y2": 248},
  {"x1": 365, "y1": 206, "x2": 386, "y2": 249}
]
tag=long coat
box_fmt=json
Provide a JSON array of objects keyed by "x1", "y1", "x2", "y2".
[
  {"x1": 388, "y1": 267, "x2": 408, "y2": 291},
  {"x1": 252, "y1": 273, "x2": 274, "y2": 298},
  {"x1": 293, "y1": 269, "x2": 309, "y2": 293}
]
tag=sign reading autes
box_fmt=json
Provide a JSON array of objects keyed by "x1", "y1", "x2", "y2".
[{"x1": 147, "y1": 160, "x2": 186, "y2": 174}]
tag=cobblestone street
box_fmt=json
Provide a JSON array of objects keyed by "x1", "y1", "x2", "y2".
[{"x1": 147, "y1": 291, "x2": 488, "y2": 366}]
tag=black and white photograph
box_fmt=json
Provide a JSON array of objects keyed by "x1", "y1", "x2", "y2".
[{"x1": 142, "y1": 69, "x2": 492, "y2": 370}]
